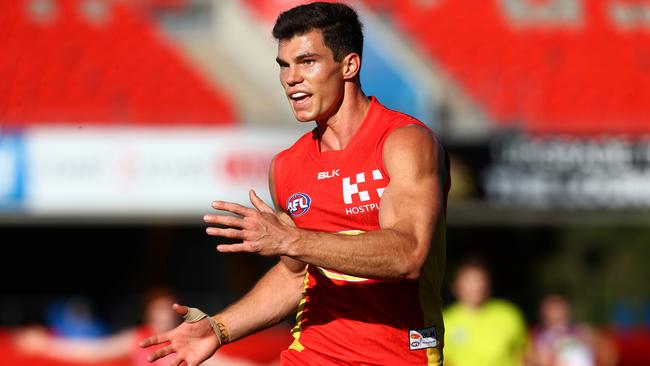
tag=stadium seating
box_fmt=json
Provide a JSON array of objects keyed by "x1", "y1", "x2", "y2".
[
  {"x1": 0, "y1": 0, "x2": 236, "y2": 126},
  {"x1": 363, "y1": 0, "x2": 650, "y2": 135}
]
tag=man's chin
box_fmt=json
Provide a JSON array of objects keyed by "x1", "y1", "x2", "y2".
[{"x1": 293, "y1": 112, "x2": 314, "y2": 123}]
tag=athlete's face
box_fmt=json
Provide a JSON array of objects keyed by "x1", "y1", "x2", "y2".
[
  {"x1": 540, "y1": 295, "x2": 570, "y2": 328},
  {"x1": 145, "y1": 296, "x2": 179, "y2": 333},
  {"x1": 276, "y1": 30, "x2": 345, "y2": 122},
  {"x1": 454, "y1": 267, "x2": 490, "y2": 309}
]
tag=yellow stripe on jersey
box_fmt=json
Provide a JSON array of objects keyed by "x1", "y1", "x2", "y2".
[
  {"x1": 316, "y1": 267, "x2": 369, "y2": 282},
  {"x1": 290, "y1": 230, "x2": 368, "y2": 350},
  {"x1": 289, "y1": 268, "x2": 311, "y2": 352},
  {"x1": 315, "y1": 229, "x2": 369, "y2": 282},
  {"x1": 419, "y1": 215, "x2": 446, "y2": 365},
  {"x1": 337, "y1": 229, "x2": 365, "y2": 235}
]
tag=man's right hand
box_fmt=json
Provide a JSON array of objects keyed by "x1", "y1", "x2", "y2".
[{"x1": 139, "y1": 303, "x2": 220, "y2": 366}]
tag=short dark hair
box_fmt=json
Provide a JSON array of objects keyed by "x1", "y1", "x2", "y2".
[{"x1": 272, "y1": 2, "x2": 364, "y2": 62}]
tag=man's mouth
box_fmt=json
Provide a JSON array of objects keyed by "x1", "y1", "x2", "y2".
[{"x1": 290, "y1": 92, "x2": 312, "y2": 104}]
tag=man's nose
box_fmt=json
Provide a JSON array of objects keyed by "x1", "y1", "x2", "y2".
[{"x1": 285, "y1": 66, "x2": 303, "y2": 86}]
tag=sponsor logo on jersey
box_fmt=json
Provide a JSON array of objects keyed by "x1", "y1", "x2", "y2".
[
  {"x1": 409, "y1": 326, "x2": 438, "y2": 351},
  {"x1": 342, "y1": 169, "x2": 385, "y2": 204},
  {"x1": 286, "y1": 192, "x2": 311, "y2": 217},
  {"x1": 317, "y1": 169, "x2": 340, "y2": 180},
  {"x1": 345, "y1": 203, "x2": 379, "y2": 216}
]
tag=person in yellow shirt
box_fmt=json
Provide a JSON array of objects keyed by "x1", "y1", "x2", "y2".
[{"x1": 443, "y1": 258, "x2": 527, "y2": 366}]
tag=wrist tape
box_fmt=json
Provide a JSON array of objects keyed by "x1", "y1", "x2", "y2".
[{"x1": 182, "y1": 307, "x2": 230, "y2": 345}]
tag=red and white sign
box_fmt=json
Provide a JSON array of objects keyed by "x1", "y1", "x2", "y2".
[{"x1": 22, "y1": 126, "x2": 300, "y2": 217}]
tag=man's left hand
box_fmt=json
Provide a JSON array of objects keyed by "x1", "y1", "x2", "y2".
[{"x1": 204, "y1": 190, "x2": 297, "y2": 256}]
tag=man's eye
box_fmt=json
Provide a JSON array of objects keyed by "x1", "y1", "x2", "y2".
[{"x1": 303, "y1": 59, "x2": 315, "y2": 65}]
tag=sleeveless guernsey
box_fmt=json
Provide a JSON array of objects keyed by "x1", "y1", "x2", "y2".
[{"x1": 274, "y1": 97, "x2": 448, "y2": 365}]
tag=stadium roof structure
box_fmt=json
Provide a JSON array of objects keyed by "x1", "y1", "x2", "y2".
[{"x1": 0, "y1": 0, "x2": 236, "y2": 126}]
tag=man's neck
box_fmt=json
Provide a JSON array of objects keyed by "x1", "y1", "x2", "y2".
[{"x1": 316, "y1": 84, "x2": 370, "y2": 152}]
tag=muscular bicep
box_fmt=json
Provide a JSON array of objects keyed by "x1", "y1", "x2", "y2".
[{"x1": 379, "y1": 125, "x2": 446, "y2": 257}]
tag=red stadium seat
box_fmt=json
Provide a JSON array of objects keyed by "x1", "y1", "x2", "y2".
[
  {"x1": 361, "y1": 0, "x2": 650, "y2": 135},
  {"x1": 0, "y1": 0, "x2": 236, "y2": 126}
]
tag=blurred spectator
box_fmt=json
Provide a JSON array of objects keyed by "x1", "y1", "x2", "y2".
[
  {"x1": 443, "y1": 257, "x2": 527, "y2": 366},
  {"x1": 15, "y1": 288, "x2": 270, "y2": 365},
  {"x1": 45, "y1": 296, "x2": 108, "y2": 339},
  {"x1": 527, "y1": 293, "x2": 617, "y2": 366}
]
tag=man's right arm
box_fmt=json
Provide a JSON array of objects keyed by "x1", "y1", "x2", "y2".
[
  {"x1": 141, "y1": 258, "x2": 305, "y2": 365},
  {"x1": 141, "y1": 158, "x2": 306, "y2": 365},
  {"x1": 213, "y1": 256, "x2": 306, "y2": 342}
]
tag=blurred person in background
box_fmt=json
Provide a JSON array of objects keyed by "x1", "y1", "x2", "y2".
[
  {"x1": 140, "y1": 1, "x2": 450, "y2": 366},
  {"x1": 443, "y1": 257, "x2": 527, "y2": 366},
  {"x1": 15, "y1": 288, "x2": 268, "y2": 366},
  {"x1": 44, "y1": 296, "x2": 108, "y2": 339},
  {"x1": 527, "y1": 293, "x2": 617, "y2": 366}
]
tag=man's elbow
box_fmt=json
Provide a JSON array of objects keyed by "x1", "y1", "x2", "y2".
[
  {"x1": 401, "y1": 261, "x2": 423, "y2": 280},
  {"x1": 398, "y1": 252, "x2": 427, "y2": 280},
  {"x1": 391, "y1": 233, "x2": 430, "y2": 280}
]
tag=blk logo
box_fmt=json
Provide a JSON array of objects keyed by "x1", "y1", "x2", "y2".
[
  {"x1": 287, "y1": 192, "x2": 311, "y2": 217},
  {"x1": 342, "y1": 170, "x2": 385, "y2": 204},
  {"x1": 317, "y1": 169, "x2": 340, "y2": 180}
]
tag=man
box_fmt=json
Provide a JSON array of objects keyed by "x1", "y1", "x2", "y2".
[
  {"x1": 528, "y1": 293, "x2": 617, "y2": 366},
  {"x1": 443, "y1": 258, "x2": 527, "y2": 366},
  {"x1": 140, "y1": 2, "x2": 449, "y2": 365}
]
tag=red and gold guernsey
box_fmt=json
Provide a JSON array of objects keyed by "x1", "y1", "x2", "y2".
[{"x1": 274, "y1": 97, "x2": 449, "y2": 365}]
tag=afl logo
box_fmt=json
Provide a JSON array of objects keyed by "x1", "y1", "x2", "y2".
[{"x1": 287, "y1": 193, "x2": 311, "y2": 217}]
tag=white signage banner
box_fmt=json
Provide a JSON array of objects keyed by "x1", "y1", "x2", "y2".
[{"x1": 24, "y1": 126, "x2": 302, "y2": 216}]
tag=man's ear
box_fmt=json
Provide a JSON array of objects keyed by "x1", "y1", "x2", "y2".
[{"x1": 341, "y1": 53, "x2": 361, "y2": 80}]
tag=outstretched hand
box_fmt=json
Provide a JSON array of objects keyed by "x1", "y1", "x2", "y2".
[
  {"x1": 204, "y1": 190, "x2": 297, "y2": 256},
  {"x1": 139, "y1": 303, "x2": 220, "y2": 366}
]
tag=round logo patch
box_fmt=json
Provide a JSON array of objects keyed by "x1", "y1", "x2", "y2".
[{"x1": 286, "y1": 192, "x2": 311, "y2": 217}]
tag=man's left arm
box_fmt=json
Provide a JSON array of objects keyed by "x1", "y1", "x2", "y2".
[{"x1": 207, "y1": 124, "x2": 446, "y2": 280}]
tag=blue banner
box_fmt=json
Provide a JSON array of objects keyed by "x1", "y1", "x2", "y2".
[{"x1": 0, "y1": 131, "x2": 25, "y2": 210}]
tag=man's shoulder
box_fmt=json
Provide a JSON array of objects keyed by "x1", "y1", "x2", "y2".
[
  {"x1": 442, "y1": 303, "x2": 466, "y2": 319},
  {"x1": 443, "y1": 300, "x2": 523, "y2": 319},
  {"x1": 484, "y1": 299, "x2": 521, "y2": 312},
  {"x1": 381, "y1": 121, "x2": 440, "y2": 162},
  {"x1": 483, "y1": 299, "x2": 526, "y2": 322}
]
